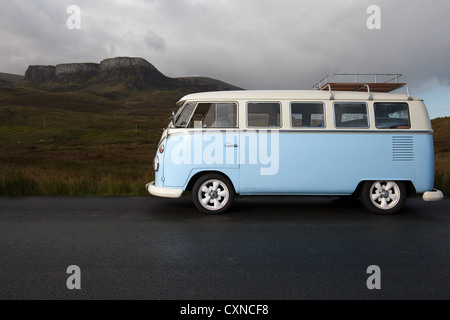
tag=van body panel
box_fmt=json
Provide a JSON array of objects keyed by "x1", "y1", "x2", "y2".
[
  {"x1": 158, "y1": 129, "x2": 240, "y2": 189},
  {"x1": 238, "y1": 132, "x2": 434, "y2": 195}
]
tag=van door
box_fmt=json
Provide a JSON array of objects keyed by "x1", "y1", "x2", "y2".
[
  {"x1": 188, "y1": 102, "x2": 240, "y2": 169},
  {"x1": 239, "y1": 102, "x2": 282, "y2": 193}
]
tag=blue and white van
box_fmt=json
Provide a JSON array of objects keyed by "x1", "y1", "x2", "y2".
[{"x1": 146, "y1": 80, "x2": 443, "y2": 214}]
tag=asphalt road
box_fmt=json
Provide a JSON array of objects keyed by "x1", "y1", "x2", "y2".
[{"x1": 0, "y1": 195, "x2": 449, "y2": 300}]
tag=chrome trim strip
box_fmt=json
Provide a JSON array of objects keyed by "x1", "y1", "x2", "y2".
[{"x1": 166, "y1": 129, "x2": 433, "y2": 136}]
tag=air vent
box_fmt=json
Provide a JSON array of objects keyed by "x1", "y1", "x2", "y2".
[{"x1": 392, "y1": 136, "x2": 414, "y2": 161}]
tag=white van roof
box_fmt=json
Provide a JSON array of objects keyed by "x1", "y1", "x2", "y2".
[{"x1": 179, "y1": 90, "x2": 418, "y2": 103}]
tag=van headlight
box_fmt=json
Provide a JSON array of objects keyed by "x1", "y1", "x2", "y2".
[{"x1": 153, "y1": 156, "x2": 159, "y2": 172}]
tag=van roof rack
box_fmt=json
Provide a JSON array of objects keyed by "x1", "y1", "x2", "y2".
[
  {"x1": 313, "y1": 73, "x2": 411, "y2": 100},
  {"x1": 313, "y1": 73, "x2": 407, "y2": 93}
]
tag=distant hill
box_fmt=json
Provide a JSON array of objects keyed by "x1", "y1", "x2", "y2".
[
  {"x1": 0, "y1": 72, "x2": 24, "y2": 86},
  {"x1": 20, "y1": 57, "x2": 242, "y2": 96},
  {"x1": 175, "y1": 76, "x2": 242, "y2": 91}
]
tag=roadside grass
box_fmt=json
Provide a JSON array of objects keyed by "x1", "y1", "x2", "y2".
[
  {"x1": 432, "y1": 117, "x2": 450, "y2": 196},
  {"x1": 0, "y1": 87, "x2": 169, "y2": 196},
  {"x1": 0, "y1": 163, "x2": 153, "y2": 196},
  {"x1": 0, "y1": 137, "x2": 156, "y2": 196},
  {"x1": 435, "y1": 152, "x2": 450, "y2": 196}
]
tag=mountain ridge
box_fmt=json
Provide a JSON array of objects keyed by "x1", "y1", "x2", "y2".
[{"x1": 19, "y1": 56, "x2": 242, "y2": 94}]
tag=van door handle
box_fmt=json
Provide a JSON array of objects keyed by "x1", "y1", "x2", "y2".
[{"x1": 225, "y1": 144, "x2": 238, "y2": 148}]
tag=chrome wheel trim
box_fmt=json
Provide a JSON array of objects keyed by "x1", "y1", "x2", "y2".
[
  {"x1": 197, "y1": 179, "x2": 229, "y2": 211},
  {"x1": 369, "y1": 181, "x2": 401, "y2": 210}
]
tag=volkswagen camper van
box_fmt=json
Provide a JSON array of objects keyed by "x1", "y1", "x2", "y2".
[{"x1": 146, "y1": 74, "x2": 443, "y2": 214}]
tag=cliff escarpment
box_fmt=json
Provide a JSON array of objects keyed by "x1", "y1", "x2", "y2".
[{"x1": 23, "y1": 57, "x2": 241, "y2": 93}]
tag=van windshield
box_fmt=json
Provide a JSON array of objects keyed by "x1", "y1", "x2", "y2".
[{"x1": 174, "y1": 102, "x2": 196, "y2": 127}]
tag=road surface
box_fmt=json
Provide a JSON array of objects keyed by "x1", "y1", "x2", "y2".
[{"x1": 0, "y1": 195, "x2": 449, "y2": 300}]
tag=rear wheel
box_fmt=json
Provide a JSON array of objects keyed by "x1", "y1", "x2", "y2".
[
  {"x1": 360, "y1": 181, "x2": 407, "y2": 215},
  {"x1": 192, "y1": 174, "x2": 234, "y2": 214}
]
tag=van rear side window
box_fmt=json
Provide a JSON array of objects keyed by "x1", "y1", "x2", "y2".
[
  {"x1": 247, "y1": 102, "x2": 281, "y2": 128},
  {"x1": 374, "y1": 102, "x2": 410, "y2": 129},
  {"x1": 334, "y1": 103, "x2": 368, "y2": 128},
  {"x1": 291, "y1": 102, "x2": 325, "y2": 128}
]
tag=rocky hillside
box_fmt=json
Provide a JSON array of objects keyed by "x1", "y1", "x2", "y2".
[{"x1": 22, "y1": 57, "x2": 241, "y2": 93}]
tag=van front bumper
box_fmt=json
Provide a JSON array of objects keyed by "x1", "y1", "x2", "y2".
[
  {"x1": 422, "y1": 189, "x2": 444, "y2": 202},
  {"x1": 146, "y1": 181, "x2": 183, "y2": 198}
]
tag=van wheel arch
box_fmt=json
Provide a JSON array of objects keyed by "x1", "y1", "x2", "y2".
[
  {"x1": 187, "y1": 171, "x2": 236, "y2": 194},
  {"x1": 353, "y1": 180, "x2": 415, "y2": 198}
]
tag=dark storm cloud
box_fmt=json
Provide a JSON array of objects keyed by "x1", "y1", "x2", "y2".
[{"x1": 1, "y1": 0, "x2": 450, "y2": 94}]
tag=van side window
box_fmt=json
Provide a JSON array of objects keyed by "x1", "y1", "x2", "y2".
[
  {"x1": 334, "y1": 103, "x2": 368, "y2": 128},
  {"x1": 291, "y1": 102, "x2": 325, "y2": 128},
  {"x1": 374, "y1": 102, "x2": 410, "y2": 129},
  {"x1": 247, "y1": 102, "x2": 281, "y2": 127},
  {"x1": 188, "y1": 102, "x2": 237, "y2": 128}
]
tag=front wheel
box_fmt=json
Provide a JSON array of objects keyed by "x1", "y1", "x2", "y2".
[
  {"x1": 192, "y1": 174, "x2": 234, "y2": 214},
  {"x1": 360, "y1": 181, "x2": 407, "y2": 215}
]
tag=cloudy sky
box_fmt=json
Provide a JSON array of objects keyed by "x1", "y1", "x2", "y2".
[{"x1": 1, "y1": 0, "x2": 449, "y2": 118}]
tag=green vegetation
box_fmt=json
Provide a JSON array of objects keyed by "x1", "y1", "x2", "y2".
[
  {"x1": 0, "y1": 86, "x2": 184, "y2": 195},
  {"x1": 0, "y1": 86, "x2": 449, "y2": 196},
  {"x1": 432, "y1": 117, "x2": 450, "y2": 196}
]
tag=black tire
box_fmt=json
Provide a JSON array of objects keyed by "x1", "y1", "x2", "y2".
[
  {"x1": 360, "y1": 181, "x2": 407, "y2": 215},
  {"x1": 192, "y1": 174, "x2": 234, "y2": 214}
]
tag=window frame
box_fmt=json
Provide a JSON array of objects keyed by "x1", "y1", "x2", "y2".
[
  {"x1": 290, "y1": 101, "x2": 326, "y2": 129},
  {"x1": 174, "y1": 102, "x2": 197, "y2": 128},
  {"x1": 333, "y1": 102, "x2": 370, "y2": 129},
  {"x1": 374, "y1": 102, "x2": 411, "y2": 129},
  {"x1": 186, "y1": 101, "x2": 239, "y2": 129},
  {"x1": 246, "y1": 101, "x2": 282, "y2": 128}
]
